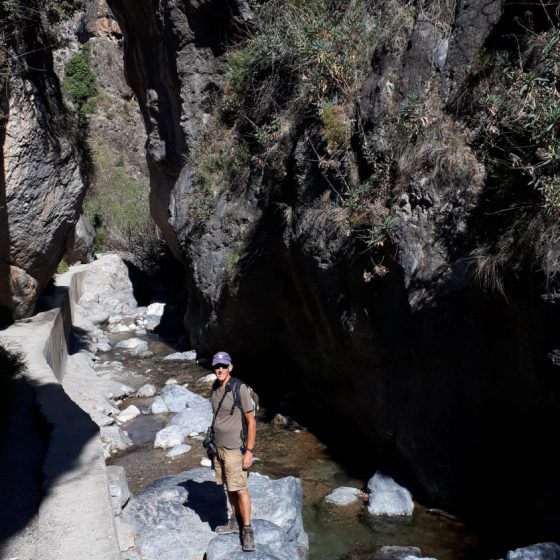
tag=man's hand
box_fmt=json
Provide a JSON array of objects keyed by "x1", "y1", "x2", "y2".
[
  {"x1": 243, "y1": 409, "x2": 256, "y2": 470},
  {"x1": 242, "y1": 450, "x2": 254, "y2": 470}
]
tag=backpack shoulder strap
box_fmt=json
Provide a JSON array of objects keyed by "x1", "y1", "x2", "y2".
[
  {"x1": 228, "y1": 377, "x2": 244, "y2": 415},
  {"x1": 210, "y1": 380, "x2": 231, "y2": 429}
]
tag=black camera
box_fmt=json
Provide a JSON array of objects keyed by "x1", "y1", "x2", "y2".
[{"x1": 203, "y1": 427, "x2": 218, "y2": 457}]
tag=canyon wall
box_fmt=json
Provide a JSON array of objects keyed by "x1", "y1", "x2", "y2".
[{"x1": 0, "y1": 2, "x2": 86, "y2": 322}]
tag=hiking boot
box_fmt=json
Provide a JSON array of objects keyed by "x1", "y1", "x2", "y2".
[
  {"x1": 215, "y1": 516, "x2": 239, "y2": 535},
  {"x1": 241, "y1": 525, "x2": 255, "y2": 552}
]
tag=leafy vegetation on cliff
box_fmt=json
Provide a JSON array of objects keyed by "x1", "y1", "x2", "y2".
[
  {"x1": 60, "y1": 17, "x2": 160, "y2": 272},
  {"x1": 190, "y1": 0, "x2": 414, "y2": 239},
  {"x1": 63, "y1": 43, "x2": 98, "y2": 118},
  {"x1": 223, "y1": 0, "x2": 383, "y2": 112},
  {"x1": 188, "y1": 0, "x2": 560, "y2": 292},
  {"x1": 466, "y1": 24, "x2": 560, "y2": 291},
  {"x1": 47, "y1": 0, "x2": 85, "y2": 23}
]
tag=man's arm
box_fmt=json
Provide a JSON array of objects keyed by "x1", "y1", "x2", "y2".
[{"x1": 242, "y1": 410, "x2": 256, "y2": 470}]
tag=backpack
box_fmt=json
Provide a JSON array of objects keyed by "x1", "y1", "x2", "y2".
[{"x1": 212, "y1": 376, "x2": 259, "y2": 448}]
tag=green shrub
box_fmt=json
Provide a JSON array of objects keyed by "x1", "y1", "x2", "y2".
[
  {"x1": 63, "y1": 43, "x2": 98, "y2": 118},
  {"x1": 227, "y1": 251, "x2": 241, "y2": 271},
  {"x1": 397, "y1": 90, "x2": 427, "y2": 140},
  {"x1": 47, "y1": 0, "x2": 85, "y2": 22},
  {"x1": 56, "y1": 260, "x2": 70, "y2": 274},
  {"x1": 188, "y1": 0, "x2": 416, "y2": 245},
  {"x1": 357, "y1": 215, "x2": 397, "y2": 250},
  {"x1": 92, "y1": 223, "x2": 106, "y2": 253},
  {"x1": 320, "y1": 104, "x2": 350, "y2": 154},
  {"x1": 466, "y1": 28, "x2": 560, "y2": 288},
  {"x1": 1, "y1": 0, "x2": 25, "y2": 19},
  {"x1": 223, "y1": 0, "x2": 411, "y2": 117}
]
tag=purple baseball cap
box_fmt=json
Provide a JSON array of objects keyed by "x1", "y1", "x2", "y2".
[{"x1": 212, "y1": 351, "x2": 232, "y2": 366}]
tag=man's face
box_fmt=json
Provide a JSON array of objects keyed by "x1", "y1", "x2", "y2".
[{"x1": 214, "y1": 363, "x2": 232, "y2": 383}]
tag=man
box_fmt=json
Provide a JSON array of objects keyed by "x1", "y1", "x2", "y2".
[{"x1": 210, "y1": 351, "x2": 256, "y2": 552}]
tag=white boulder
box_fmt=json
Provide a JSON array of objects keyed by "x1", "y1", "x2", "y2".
[{"x1": 367, "y1": 471, "x2": 414, "y2": 516}]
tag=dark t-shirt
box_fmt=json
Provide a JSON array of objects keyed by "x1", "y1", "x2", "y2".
[{"x1": 211, "y1": 381, "x2": 253, "y2": 449}]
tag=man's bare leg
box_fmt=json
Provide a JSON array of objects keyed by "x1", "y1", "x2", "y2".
[
  {"x1": 236, "y1": 488, "x2": 251, "y2": 526},
  {"x1": 227, "y1": 490, "x2": 239, "y2": 520},
  {"x1": 227, "y1": 489, "x2": 251, "y2": 523}
]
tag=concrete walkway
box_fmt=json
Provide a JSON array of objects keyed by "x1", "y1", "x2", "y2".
[
  {"x1": 0, "y1": 279, "x2": 121, "y2": 558},
  {"x1": 0, "y1": 371, "x2": 46, "y2": 559}
]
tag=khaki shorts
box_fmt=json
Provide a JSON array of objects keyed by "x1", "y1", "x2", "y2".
[{"x1": 213, "y1": 447, "x2": 248, "y2": 492}]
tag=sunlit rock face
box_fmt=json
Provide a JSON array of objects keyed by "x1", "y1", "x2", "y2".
[
  {"x1": 0, "y1": 4, "x2": 86, "y2": 321},
  {"x1": 108, "y1": 0, "x2": 560, "y2": 544}
]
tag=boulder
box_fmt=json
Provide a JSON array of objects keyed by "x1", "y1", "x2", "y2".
[
  {"x1": 167, "y1": 444, "x2": 192, "y2": 458},
  {"x1": 372, "y1": 546, "x2": 422, "y2": 560},
  {"x1": 64, "y1": 214, "x2": 95, "y2": 265},
  {"x1": 506, "y1": 543, "x2": 560, "y2": 560},
  {"x1": 123, "y1": 468, "x2": 308, "y2": 560},
  {"x1": 168, "y1": 398, "x2": 212, "y2": 434},
  {"x1": 324, "y1": 486, "x2": 363, "y2": 506},
  {"x1": 77, "y1": 254, "x2": 138, "y2": 317},
  {"x1": 367, "y1": 472, "x2": 414, "y2": 516},
  {"x1": 160, "y1": 384, "x2": 200, "y2": 412},
  {"x1": 115, "y1": 338, "x2": 149, "y2": 355},
  {"x1": 151, "y1": 396, "x2": 169, "y2": 414},
  {"x1": 163, "y1": 351, "x2": 197, "y2": 361},
  {"x1": 100, "y1": 425, "x2": 133, "y2": 458},
  {"x1": 154, "y1": 425, "x2": 185, "y2": 449},
  {"x1": 117, "y1": 405, "x2": 141, "y2": 424},
  {"x1": 137, "y1": 383, "x2": 157, "y2": 398}
]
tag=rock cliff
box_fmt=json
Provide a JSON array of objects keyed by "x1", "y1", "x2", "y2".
[
  {"x1": 108, "y1": 0, "x2": 560, "y2": 546},
  {"x1": 0, "y1": 1, "x2": 86, "y2": 321}
]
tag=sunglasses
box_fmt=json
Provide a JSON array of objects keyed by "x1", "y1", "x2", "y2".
[{"x1": 214, "y1": 364, "x2": 230, "y2": 370}]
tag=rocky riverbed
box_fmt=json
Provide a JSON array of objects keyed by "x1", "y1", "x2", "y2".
[
  {"x1": 98, "y1": 332, "x2": 481, "y2": 560},
  {"x1": 61, "y1": 255, "x2": 559, "y2": 560}
]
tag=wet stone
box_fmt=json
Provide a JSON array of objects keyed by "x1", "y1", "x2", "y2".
[
  {"x1": 372, "y1": 546, "x2": 423, "y2": 560},
  {"x1": 367, "y1": 472, "x2": 414, "y2": 516},
  {"x1": 506, "y1": 543, "x2": 560, "y2": 560},
  {"x1": 167, "y1": 444, "x2": 192, "y2": 458},
  {"x1": 117, "y1": 405, "x2": 141, "y2": 424},
  {"x1": 325, "y1": 486, "x2": 363, "y2": 506}
]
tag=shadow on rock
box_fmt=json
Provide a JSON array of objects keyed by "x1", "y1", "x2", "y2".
[
  {"x1": 69, "y1": 325, "x2": 93, "y2": 355},
  {"x1": 180, "y1": 479, "x2": 228, "y2": 530}
]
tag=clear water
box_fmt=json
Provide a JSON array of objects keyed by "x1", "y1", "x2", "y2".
[{"x1": 99, "y1": 329, "x2": 484, "y2": 560}]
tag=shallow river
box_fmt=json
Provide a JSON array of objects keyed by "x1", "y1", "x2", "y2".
[{"x1": 99, "y1": 329, "x2": 485, "y2": 560}]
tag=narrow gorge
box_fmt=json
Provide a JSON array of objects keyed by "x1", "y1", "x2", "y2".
[{"x1": 1, "y1": 0, "x2": 559, "y2": 558}]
